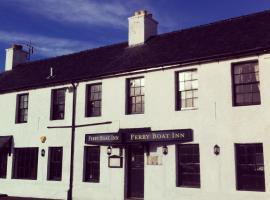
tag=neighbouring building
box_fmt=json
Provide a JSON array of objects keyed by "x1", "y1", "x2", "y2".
[{"x1": 0, "y1": 9, "x2": 270, "y2": 200}]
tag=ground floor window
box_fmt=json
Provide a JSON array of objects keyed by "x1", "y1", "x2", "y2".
[
  {"x1": 177, "y1": 144, "x2": 200, "y2": 188},
  {"x1": 235, "y1": 143, "x2": 265, "y2": 191},
  {"x1": 12, "y1": 147, "x2": 38, "y2": 180},
  {"x1": 47, "y1": 147, "x2": 63, "y2": 181},
  {"x1": 83, "y1": 146, "x2": 100, "y2": 182},
  {"x1": 0, "y1": 150, "x2": 8, "y2": 178}
]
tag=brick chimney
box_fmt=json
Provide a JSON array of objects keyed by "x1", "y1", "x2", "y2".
[
  {"x1": 128, "y1": 10, "x2": 158, "y2": 46},
  {"x1": 5, "y1": 44, "x2": 28, "y2": 71}
]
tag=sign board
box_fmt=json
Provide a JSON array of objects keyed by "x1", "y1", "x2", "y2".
[
  {"x1": 85, "y1": 133, "x2": 122, "y2": 145},
  {"x1": 85, "y1": 129, "x2": 193, "y2": 145},
  {"x1": 108, "y1": 155, "x2": 123, "y2": 168},
  {"x1": 124, "y1": 129, "x2": 193, "y2": 143},
  {"x1": 147, "y1": 155, "x2": 162, "y2": 165}
]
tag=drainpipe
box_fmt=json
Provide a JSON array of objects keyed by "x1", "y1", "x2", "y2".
[{"x1": 67, "y1": 82, "x2": 78, "y2": 200}]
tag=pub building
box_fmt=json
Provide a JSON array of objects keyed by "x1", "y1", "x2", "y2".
[{"x1": 0, "y1": 9, "x2": 270, "y2": 200}]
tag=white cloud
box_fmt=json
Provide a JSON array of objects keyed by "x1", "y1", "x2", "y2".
[
  {"x1": 0, "y1": 30, "x2": 95, "y2": 57},
  {"x1": 10, "y1": 0, "x2": 130, "y2": 28}
]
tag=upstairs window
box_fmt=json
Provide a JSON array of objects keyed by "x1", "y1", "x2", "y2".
[
  {"x1": 235, "y1": 143, "x2": 265, "y2": 192},
  {"x1": 232, "y1": 61, "x2": 260, "y2": 106},
  {"x1": 177, "y1": 144, "x2": 200, "y2": 188},
  {"x1": 51, "y1": 89, "x2": 66, "y2": 120},
  {"x1": 0, "y1": 150, "x2": 8, "y2": 178},
  {"x1": 86, "y1": 83, "x2": 102, "y2": 117},
  {"x1": 12, "y1": 148, "x2": 38, "y2": 180},
  {"x1": 127, "y1": 77, "x2": 145, "y2": 114},
  {"x1": 176, "y1": 70, "x2": 198, "y2": 110},
  {"x1": 83, "y1": 146, "x2": 100, "y2": 183},
  {"x1": 16, "y1": 93, "x2": 29, "y2": 123},
  {"x1": 47, "y1": 147, "x2": 63, "y2": 181}
]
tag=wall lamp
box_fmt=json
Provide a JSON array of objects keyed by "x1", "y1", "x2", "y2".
[
  {"x1": 107, "y1": 146, "x2": 112, "y2": 156},
  {"x1": 162, "y1": 145, "x2": 168, "y2": 155},
  {"x1": 214, "y1": 145, "x2": 220, "y2": 156}
]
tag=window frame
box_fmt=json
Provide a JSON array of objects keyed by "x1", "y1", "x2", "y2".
[
  {"x1": 47, "y1": 147, "x2": 63, "y2": 181},
  {"x1": 175, "y1": 69, "x2": 198, "y2": 111},
  {"x1": 50, "y1": 88, "x2": 66, "y2": 120},
  {"x1": 176, "y1": 144, "x2": 201, "y2": 188},
  {"x1": 83, "y1": 146, "x2": 100, "y2": 183},
  {"x1": 235, "y1": 143, "x2": 265, "y2": 192},
  {"x1": 0, "y1": 149, "x2": 8, "y2": 178},
  {"x1": 126, "y1": 77, "x2": 145, "y2": 115},
  {"x1": 85, "y1": 83, "x2": 102, "y2": 117},
  {"x1": 231, "y1": 60, "x2": 261, "y2": 107},
  {"x1": 12, "y1": 147, "x2": 39, "y2": 180},
  {"x1": 15, "y1": 93, "x2": 29, "y2": 124}
]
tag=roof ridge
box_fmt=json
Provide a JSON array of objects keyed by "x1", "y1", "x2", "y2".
[
  {"x1": 157, "y1": 9, "x2": 270, "y2": 38},
  {"x1": 15, "y1": 41, "x2": 128, "y2": 68}
]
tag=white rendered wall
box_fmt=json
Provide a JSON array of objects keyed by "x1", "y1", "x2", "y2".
[{"x1": 0, "y1": 54, "x2": 270, "y2": 200}]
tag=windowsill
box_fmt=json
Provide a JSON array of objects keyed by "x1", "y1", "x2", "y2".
[
  {"x1": 126, "y1": 112, "x2": 144, "y2": 115},
  {"x1": 236, "y1": 189, "x2": 265, "y2": 192},
  {"x1": 47, "y1": 179, "x2": 62, "y2": 182},
  {"x1": 85, "y1": 115, "x2": 102, "y2": 118},
  {"x1": 15, "y1": 121, "x2": 27, "y2": 124},
  {"x1": 50, "y1": 118, "x2": 65, "y2": 121},
  {"x1": 176, "y1": 185, "x2": 200, "y2": 189},
  {"x1": 233, "y1": 103, "x2": 261, "y2": 107},
  {"x1": 177, "y1": 107, "x2": 198, "y2": 111}
]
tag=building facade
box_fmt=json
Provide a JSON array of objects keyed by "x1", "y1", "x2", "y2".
[{"x1": 0, "y1": 10, "x2": 270, "y2": 200}]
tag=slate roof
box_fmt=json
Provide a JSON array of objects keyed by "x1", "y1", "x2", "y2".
[{"x1": 1, "y1": 10, "x2": 270, "y2": 94}]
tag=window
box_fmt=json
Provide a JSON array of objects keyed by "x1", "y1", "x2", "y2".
[
  {"x1": 86, "y1": 83, "x2": 102, "y2": 117},
  {"x1": 176, "y1": 70, "x2": 198, "y2": 110},
  {"x1": 0, "y1": 150, "x2": 8, "y2": 178},
  {"x1": 47, "y1": 147, "x2": 63, "y2": 181},
  {"x1": 16, "y1": 93, "x2": 29, "y2": 123},
  {"x1": 177, "y1": 144, "x2": 200, "y2": 188},
  {"x1": 127, "y1": 77, "x2": 144, "y2": 114},
  {"x1": 83, "y1": 146, "x2": 100, "y2": 182},
  {"x1": 232, "y1": 61, "x2": 260, "y2": 106},
  {"x1": 235, "y1": 143, "x2": 265, "y2": 191},
  {"x1": 12, "y1": 148, "x2": 38, "y2": 180},
  {"x1": 51, "y1": 89, "x2": 66, "y2": 120}
]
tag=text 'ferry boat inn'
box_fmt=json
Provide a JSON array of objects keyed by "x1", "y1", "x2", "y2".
[{"x1": 1, "y1": 9, "x2": 270, "y2": 200}]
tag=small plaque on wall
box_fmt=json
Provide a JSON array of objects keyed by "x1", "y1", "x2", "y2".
[
  {"x1": 147, "y1": 155, "x2": 162, "y2": 165},
  {"x1": 108, "y1": 155, "x2": 123, "y2": 168}
]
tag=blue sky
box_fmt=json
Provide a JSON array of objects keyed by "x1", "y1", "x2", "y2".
[{"x1": 0, "y1": 0, "x2": 270, "y2": 72}]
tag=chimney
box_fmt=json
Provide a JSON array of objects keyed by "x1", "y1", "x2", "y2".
[
  {"x1": 128, "y1": 10, "x2": 158, "y2": 46},
  {"x1": 5, "y1": 44, "x2": 28, "y2": 71}
]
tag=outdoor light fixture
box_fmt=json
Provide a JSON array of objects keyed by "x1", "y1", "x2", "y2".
[
  {"x1": 41, "y1": 149, "x2": 46, "y2": 157},
  {"x1": 214, "y1": 145, "x2": 220, "y2": 155},
  {"x1": 107, "y1": 146, "x2": 112, "y2": 156},
  {"x1": 162, "y1": 145, "x2": 168, "y2": 155}
]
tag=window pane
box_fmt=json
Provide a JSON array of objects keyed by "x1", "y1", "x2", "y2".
[
  {"x1": 48, "y1": 147, "x2": 63, "y2": 181},
  {"x1": 235, "y1": 143, "x2": 265, "y2": 191},
  {"x1": 176, "y1": 70, "x2": 198, "y2": 110},
  {"x1": 86, "y1": 83, "x2": 102, "y2": 117},
  {"x1": 17, "y1": 94, "x2": 29, "y2": 123},
  {"x1": 177, "y1": 144, "x2": 200, "y2": 188},
  {"x1": 233, "y1": 62, "x2": 260, "y2": 106},
  {"x1": 127, "y1": 78, "x2": 144, "y2": 114},
  {"x1": 83, "y1": 146, "x2": 100, "y2": 182},
  {"x1": 12, "y1": 148, "x2": 38, "y2": 180}
]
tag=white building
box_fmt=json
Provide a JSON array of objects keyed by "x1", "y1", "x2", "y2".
[{"x1": 0, "y1": 10, "x2": 270, "y2": 200}]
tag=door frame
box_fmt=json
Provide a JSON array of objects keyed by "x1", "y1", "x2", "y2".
[{"x1": 124, "y1": 144, "x2": 145, "y2": 200}]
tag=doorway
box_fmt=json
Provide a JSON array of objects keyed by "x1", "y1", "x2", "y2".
[{"x1": 127, "y1": 144, "x2": 144, "y2": 199}]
